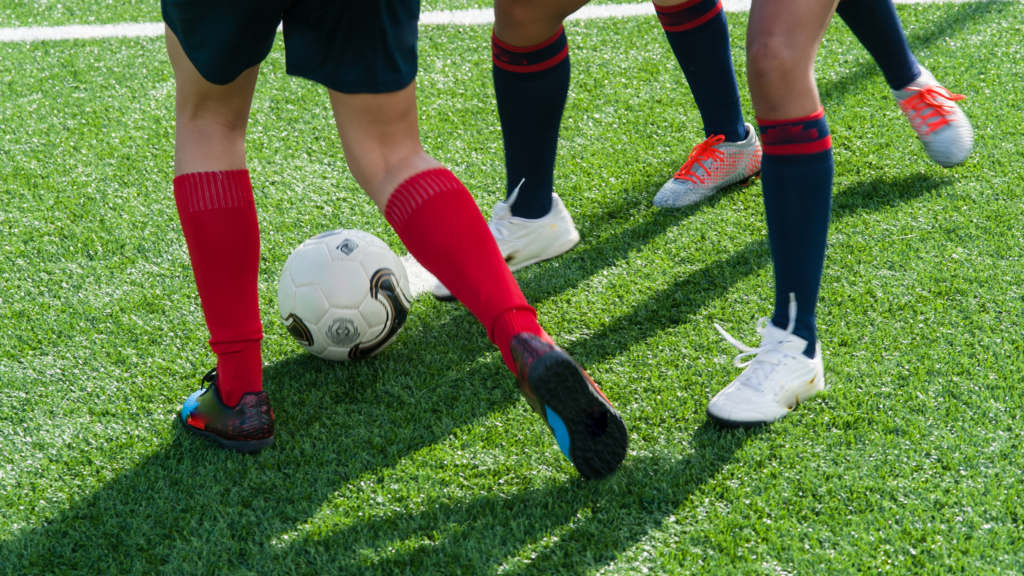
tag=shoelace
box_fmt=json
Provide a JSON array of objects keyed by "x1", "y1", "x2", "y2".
[
  {"x1": 674, "y1": 134, "x2": 726, "y2": 184},
  {"x1": 489, "y1": 178, "x2": 526, "y2": 241},
  {"x1": 202, "y1": 367, "x2": 218, "y2": 385},
  {"x1": 898, "y1": 85, "x2": 966, "y2": 136},
  {"x1": 713, "y1": 294, "x2": 797, "y2": 378}
]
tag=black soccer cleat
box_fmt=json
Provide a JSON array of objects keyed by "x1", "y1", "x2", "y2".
[
  {"x1": 511, "y1": 333, "x2": 628, "y2": 480},
  {"x1": 180, "y1": 368, "x2": 275, "y2": 454}
]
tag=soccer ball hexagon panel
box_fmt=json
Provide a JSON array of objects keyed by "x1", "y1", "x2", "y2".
[{"x1": 278, "y1": 229, "x2": 411, "y2": 361}]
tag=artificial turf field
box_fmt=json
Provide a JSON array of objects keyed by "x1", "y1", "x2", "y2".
[{"x1": 1, "y1": 1, "x2": 1023, "y2": 573}]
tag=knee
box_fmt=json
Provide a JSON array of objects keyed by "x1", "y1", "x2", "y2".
[
  {"x1": 746, "y1": 32, "x2": 803, "y2": 90},
  {"x1": 176, "y1": 101, "x2": 250, "y2": 135},
  {"x1": 495, "y1": 0, "x2": 551, "y2": 27},
  {"x1": 745, "y1": 31, "x2": 815, "y2": 96},
  {"x1": 494, "y1": 0, "x2": 578, "y2": 44}
]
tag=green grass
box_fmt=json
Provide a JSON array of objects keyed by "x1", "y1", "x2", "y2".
[{"x1": 2, "y1": 2, "x2": 1024, "y2": 574}]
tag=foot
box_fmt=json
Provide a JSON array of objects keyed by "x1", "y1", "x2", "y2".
[
  {"x1": 653, "y1": 122, "x2": 761, "y2": 209},
  {"x1": 893, "y1": 67, "x2": 973, "y2": 168},
  {"x1": 706, "y1": 299, "x2": 825, "y2": 428},
  {"x1": 180, "y1": 368, "x2": 275, "y2": 453},
  {"x1": 510, "y1": 333, "x2": 627, "y2": 480},
  {"x1": 432, "y1": 188, "x2": 580, "y2": 301}
]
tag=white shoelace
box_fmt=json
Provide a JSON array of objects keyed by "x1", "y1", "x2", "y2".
[
  {"x1": 489, "y1": 177, "x2": 525, "y2": 241},
  {"x1": 713, "y1": 293, "x2": 798, "y2": 369}
]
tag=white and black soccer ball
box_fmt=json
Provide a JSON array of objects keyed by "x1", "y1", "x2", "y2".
[{"x1": 277, "y1": 229, "x2": 411, "y2": 362}]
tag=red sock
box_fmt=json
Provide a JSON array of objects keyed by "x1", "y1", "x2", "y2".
[
  {"x1": 173, "y1": 170, "x2": 263, "y2": 407},
  {"x1": 384, "y1": 168, "x2": 550, "y2": 373}
]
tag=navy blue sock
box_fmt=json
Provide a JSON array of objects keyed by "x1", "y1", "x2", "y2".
[
  {"x1": 757, "y1": 108, "x2": 834, "y2": 356},
  {"x1": 655, "y1": 0, "x2": 746, "y2": 142},
  {"x1": 836, "y1": 0, "x2": 921, "y2": 91},
  {"x1": 492, "y1": 27, "x2": 570, "y2": 219}
]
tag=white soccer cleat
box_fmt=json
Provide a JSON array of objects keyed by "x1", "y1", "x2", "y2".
[
  {"x1": 432, "y1": 183, "x2": 580, "y2": 301},
  {"x1": 893, "y1": 67, "x2": 973, "y2": 168},
  {"x1": 653, "y1": 122, "x2": 761, "y2": 209},
  {"x1": 706, "y1": 295, "x2": 825, "y2": 428}
]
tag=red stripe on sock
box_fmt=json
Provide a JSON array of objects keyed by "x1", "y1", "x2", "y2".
[
  {"x1": 655, "y1": 0, "x2": 705, "y2": 12},
  {"x1": 173, "y1": 170, "x2": 263, "y2": 407},
  {"x1": 756, "y1": 106, "x2": 826, "y2": 126},
  {"x1": 762, "y1": 135, "x2": 833, "y2": 156},
  {"x1": 385, "y1": 168, "x2": 543, "y2": 374},
  {"x1": 493, "y1": 45, "x2": 569, "y2": 73},
  {"x1": 655, "y1": 0, "x2": 723, "y2": 32},
  {"x1": 492, "y1": 26, "x2": 565, "y2": 53}
]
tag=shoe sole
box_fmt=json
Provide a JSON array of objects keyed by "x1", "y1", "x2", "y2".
[
  {"x1": 432, "y1": 234, "x2": 581, "y2": 303},
  {"x1": 183, "y1": 420, "x2": 275, "y2": 454},
  {"x1": 705, "y1": 410, "x2": 767, "y2": 430},
  {"x1": 528, "y1": 349, "x2": 628, "y2": 480},
  {"x1": 655, "y1": 169, "x2": 762, "y2": 209},
  {"x1": 706, "y1": 372, "x2": 825, "y2": 430}
]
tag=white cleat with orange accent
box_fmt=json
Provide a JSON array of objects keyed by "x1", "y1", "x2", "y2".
[
  {"x1": 894, "y1": 67, "x2": 973, "y2": 168},
  {"x1": 653, "y1": 122, "x2": 762, "y2": 209},
  {"x1": 706, "y1": 296, "x2": 825, "y2": 428}
]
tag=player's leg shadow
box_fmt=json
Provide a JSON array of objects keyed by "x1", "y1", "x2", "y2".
[
  {"x1": 820, "y1": 0, "x2": 1012, "y2": 107},
  {"x1": 513, "y1": 175, "x2": 747, "y2": 307},
  {"x1": 260, "y1": 422, "x2": 761, "y2": 574},
  {"x1": 560, "y1": 174, "x2": 952, "y2": 369},
  {"x1": 0, "y1": 296, "x2": 523, "y2": 573},
  {"x1": 0, "y1": 177, "x2": 948, "y2": 573}
]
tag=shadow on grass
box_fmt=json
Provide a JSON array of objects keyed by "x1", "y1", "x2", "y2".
[
  {"x1": 552, "y1": 174, "x2": 952, "y2": 368},
  {"x1": 0, "y1": 303, "x2": 512, "y2": 574},
  {"x1": 821, "y1": 0, "x2": 1013, "y2": 105},
  {"x1": 514, "y1": 176, "x2": 741, "y2": 306},
  {"x1": 0, "y1": 169, "x2": 949, "y2": 575},
  {"x1": 0, "y1": 1, "x2": 984, "y2": 565},
  {"x1": 266, "y1": 423, "x2": 761, "y2": 575},
  {"x1": 504, "y1": 0, "x2": 1006, "y2": 321}
]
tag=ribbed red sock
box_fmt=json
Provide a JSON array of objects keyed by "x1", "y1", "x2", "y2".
[
  {"x1": 384, "y1": 168, "x2": 549, "y2": 373},
  {"x1": 173, "y1": 170, "x2": 263, "y2": 407}
]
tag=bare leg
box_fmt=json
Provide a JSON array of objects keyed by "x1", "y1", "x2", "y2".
[
  {"x1": 493, "y1": 0, "x2": 589, "y2": 46},
  {"x1": 746, "y1": 0, "x2": 838, "y2": 120},
  {"x1": 328, "y1": 82, "x2": 442, "y2": 212},
  {"x1": 166, "y1": 25, "x2": 259, "y2": 176}
]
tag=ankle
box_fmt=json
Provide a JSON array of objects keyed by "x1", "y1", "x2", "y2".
[
  {"x1": 491, "y1": 307, "x2": 549, "y2": 374},
  {"x1": 215, "y1": 343, "x2": 263, "y2": 407}
]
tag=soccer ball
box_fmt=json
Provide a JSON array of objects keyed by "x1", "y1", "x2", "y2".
[{"x1": 277, "y1": 229, "x2": 412, "y2": 362}]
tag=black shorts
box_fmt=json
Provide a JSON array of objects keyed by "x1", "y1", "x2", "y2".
[{"x1": 162, "y1": 0, "x2": 419, "y2": 94}]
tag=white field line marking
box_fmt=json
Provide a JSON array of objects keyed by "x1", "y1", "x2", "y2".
[{"x1": 0, "y1": 0, "x2": 996, "y2": 42}]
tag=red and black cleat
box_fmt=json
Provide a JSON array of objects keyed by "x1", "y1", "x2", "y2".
[
  {"x1": 180, "y1": 368, "x2": 275, "y2": 454},
  {"x1": 511, "y1": 333, "x2": 628, "y2": 480}
]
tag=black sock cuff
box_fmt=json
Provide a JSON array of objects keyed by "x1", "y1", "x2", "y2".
[
  {"x1": 655, "y1": 0, "x2": 724, "y2": 33},
  {"x1": 757, "y1": 108, "x2": 833, "y2": 158},
  {"x1": 492, "y1": 27, "x2": 569, "y2": 77}
]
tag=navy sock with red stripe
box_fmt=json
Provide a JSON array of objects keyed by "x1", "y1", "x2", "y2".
[
  {"x1": 757, "y1": 108, "x2": 834, "y2": 355},
  {"x1": 492, "y1": 27, "x2": 570, "y2": 219},
  {"x1": 655, "y1": 0, "x2": 746, "y2": 142},
  {"x1": 836, "y1": 0, "x2": 920, "y2": 91}
]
